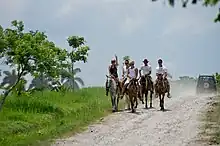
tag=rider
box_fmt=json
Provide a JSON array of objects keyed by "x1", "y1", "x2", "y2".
[
  {"x1": 106, "y1": 55, "x2": 120, "y2": 96},
  {"x1": 139, "y1": 58, "x2": 153, "y2": 92},
  {"x1": 155, "y1": 58, "x2": 171, "y2": 98},
  {"x1": 122, "y1": 59, "x2": 130, "y2": 85},
  {"x1": 121, "y1": 60, "x2": 138, "y2": 98}
]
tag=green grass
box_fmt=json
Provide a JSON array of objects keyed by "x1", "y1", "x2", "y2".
[
  {"x1": 200, "y1": 95, "x2": 220, "y2": 145},
  {"x1": 0, "y1": 87, "x2": 116, "y2": 146}
]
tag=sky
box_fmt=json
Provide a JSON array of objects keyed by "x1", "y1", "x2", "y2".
[{"x1": 0, "y1": 0, "x2": 220, "y2": 87}]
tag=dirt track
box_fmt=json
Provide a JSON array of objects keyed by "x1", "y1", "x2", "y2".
[{"x1": 53, "y1": 93, "x2": 212, "y2": 146}]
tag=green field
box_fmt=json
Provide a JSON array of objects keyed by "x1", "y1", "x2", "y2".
[
  {"x1": 200, "y1": 95, "x2": 220, "y2": 145},
  {"x1": 0, "y1": 87, "x2": 114, "y2": 146}
]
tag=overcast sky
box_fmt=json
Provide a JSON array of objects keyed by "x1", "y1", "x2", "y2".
[{"x1": 0, "y1": 0, "x2": 220, "y2": 87}]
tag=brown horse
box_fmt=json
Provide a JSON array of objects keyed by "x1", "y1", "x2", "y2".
[
  {"x1": 139, "y1": 75, "x2": 154, "y2": 109},
  {"x1": 154, "y1": 74, "x2": 166, "y2": 111},
  {"x1": 126, "y1": 78, "x2": 138, "y2": 113}
]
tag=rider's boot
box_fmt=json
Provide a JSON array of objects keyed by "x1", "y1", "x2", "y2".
[{"x1": 167, "y1": 92, "x2": 171, "y2": 98}]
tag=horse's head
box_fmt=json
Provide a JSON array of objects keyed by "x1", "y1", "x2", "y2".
[
  {"x1": 130, "y1": 78, "x2": 138, "y2": 89},
  {"x1": 157, "y1": 74, "x2": 163, "y2": 81},
  {"x1": 106, "y1": 75, "x2": 117, "y2": 89}
]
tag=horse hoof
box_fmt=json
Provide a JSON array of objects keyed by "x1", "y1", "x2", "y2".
[{"x1": 132, "y1": 110, "x2": 135, "y2": 113}]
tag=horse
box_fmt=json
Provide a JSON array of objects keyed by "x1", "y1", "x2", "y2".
[
  {"x1": 154, "y1": 74, "x2": 166, "y2": 111},
  {"x1": 125, "y1": 78, "x2": 139, "y2": 113},
  {"x1": 105, "y1": 75, "x2": 121, "y2": 112},
  {"x1": 139, "y1": 75, "x2": 154, "y2": 109}
]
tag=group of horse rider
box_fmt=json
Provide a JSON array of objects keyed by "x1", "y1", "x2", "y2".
[{"x1": 107, "y1": 55, "x2": 171, "y2": 99}]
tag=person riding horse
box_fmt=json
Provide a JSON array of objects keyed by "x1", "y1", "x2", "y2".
[
  {"x1": 105, "y1": 55, "x2": 120, "y2": 96},
  {"x1": 155, "y1": 58, "x2": 171, "y2": 98},
  {"x1": 139, "y1": 59, "x2": 153, "y2": 92},
  {"x1": 121, "y1": 59, "x2": 130, "y2": 87},
  {"x1": 139, "y1": 58, "x2": 154, "y2": 107},
  {"x1": 121, "y1": 60, "x2": 138, "y2": 98}
]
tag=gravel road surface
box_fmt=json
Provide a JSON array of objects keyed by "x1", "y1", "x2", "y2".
[{"x1": 53, "y1": 92, "x2": 212, "y2": 146}]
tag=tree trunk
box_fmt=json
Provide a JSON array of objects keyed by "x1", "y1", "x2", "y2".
[
  {"x1": 0, "y1": 74, "x2": 22, "y2": 111},
  {"x1": 71, "y1": 62, "x2": 75, "y2": 91}
]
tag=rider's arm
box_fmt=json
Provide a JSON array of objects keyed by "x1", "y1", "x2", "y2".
[
  {"x1": 108, "y1": 65, "x2": 113, "y2": 78},
  {"x1": 156, "y1": 67, "x2": 159, "y2": 77},
  {"x1": 139, "y1": 66, "x2": 142, "y2": 77},
  {"x1": 127, "y1": 68, "x2": 131, "y2": 79},
  {"x1": 135, "y1": 68, "x2": 138, "y2": 79},
  {"x1": 163, "y1": 67, "x2": 168, "y2": 78},
  {"x1": 122, "y1": 66, "x2": 125, "y2": 78},
  {"x1": 115, "y1": 55, "x2": 119, "y2": 66},
  {"x1": 148, "y1": 66, "x2": 152, "y2": 75}
]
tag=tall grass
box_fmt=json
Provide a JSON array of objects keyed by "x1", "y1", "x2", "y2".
[{"x1": 0, "y1": 87, "x2": 112, "y2": 146}]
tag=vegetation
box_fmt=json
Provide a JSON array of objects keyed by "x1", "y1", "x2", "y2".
[
  {"x1": 0, "y1": 87, "x2": 113, "y2": 146},
  {"x1": 0, "y1": 20, "x2": 116, "y2": 145},
  {"x1": 152, "y1": 0, "x2": 220, "y2": 22},
  {"x1": 198, "y1": 73, "x2": 220, "y2": 145},
  {"x1": 0, "y1": 20, "x2": 90, "y2": 111}
]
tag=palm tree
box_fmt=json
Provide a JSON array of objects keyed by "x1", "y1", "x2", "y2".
[
  {"x1": 28, "y1": 75, "x2": 52, "y2": 90},
  {"x1": 1, "y1": 69, "x2": 18, "y2": 88},
  {"x1": 60, "y1": 67, "x2": 84, "y2": 90},
  {"x1": 1, "y1": 69, "x2": 27, "y2": 90}
]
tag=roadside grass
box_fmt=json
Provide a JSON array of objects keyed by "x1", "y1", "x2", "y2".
[
  {"x1": 0, "y1": 87, "x2": 124, "y2": 146},
  {"x1": 199, "y1": 95, "x2": 220, "y2": 145}
]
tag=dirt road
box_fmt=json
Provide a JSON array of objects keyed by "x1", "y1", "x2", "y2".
[{"x1": 53, "y1": 93, "x2": 212, "y2": 146}]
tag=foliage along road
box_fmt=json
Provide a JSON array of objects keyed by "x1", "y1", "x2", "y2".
[{"x1": 53, "y1": 92, "x2": 213, "y2": 146}]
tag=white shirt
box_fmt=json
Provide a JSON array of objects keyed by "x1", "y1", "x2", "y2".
[
  {"x1": 140, "y1": 65, "x2": 152, "y2": 75},
  {"x1": 122, "y1": 65, "x2": 129, "y2": 77},
  {"x1": 156, "y1": 65, "x2": 168, "y2": 75},
  {"x1": 128, "y1": 67, "x2": 136, "y2": 79}
]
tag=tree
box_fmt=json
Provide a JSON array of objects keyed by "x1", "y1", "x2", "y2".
[
  {"x1": 1, "y1": 69, "x2": 26, "y2": 89},
  {"x1": 152, "y1": 0, "x2": 220, "y2": 23},
  {"x1": 28, "y1": 75, "x2": 51, "y2": 90},
  {"x1": 123, "y1": 56, "x2": 130, "y2": 61},
  {"x1": 60, "y1": 67, "x2": 85, "y2": 90},
  {"x1": 67, "y1": 36, "x2": 89, "y2": 91},
  {"x1": 0, "y1": 20, "x2": 70, "y2": 111}
]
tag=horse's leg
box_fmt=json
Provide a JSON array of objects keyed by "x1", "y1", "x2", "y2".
[
  {"x1": 110, "y1": 92, "x2": 115, "y2": 112},
  {"x1": 124, "y1": 94, "x2": 130, "y2": 110},
  {"x1": 135, "y1": 94, "x2": 138, "y2": 109},
  {"x1": 145, "y1": 90, "x2": 148, "y2": 109},
  {"x1": 150, "y1": 91, "x2": 153, "y2": 108},
  {"x1": 140, "y1": 85, "x2": 144, "y2": 104},
  {"x1": 112, "y1": 93, "x2": 117, "y2": 112},
  {"x1": 161, "y1": 93, "x2": 165, "y2": 111},
  {"x1": 159, "y1": 94, "x2": 162, "y2": 110},
  {"x1": 116, "y1": 91, "x2": 120, "y2": 112},
  {"x1": 130, "y1": 96, "x2": 135, "y2": 113}
]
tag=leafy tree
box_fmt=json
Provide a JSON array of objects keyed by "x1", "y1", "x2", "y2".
[
  {"x1": 0, "y1": 20, "x2": 69, "y2": 111},
  {"x1": 215, "y1": 72, "x2": 220, "y2": 89},
  {"x1": 67, "y1": 36, "x2": 89, "y2": 90},
  {"x1": 152, "y1": 0, "x2": 220, "y2": 22}
]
